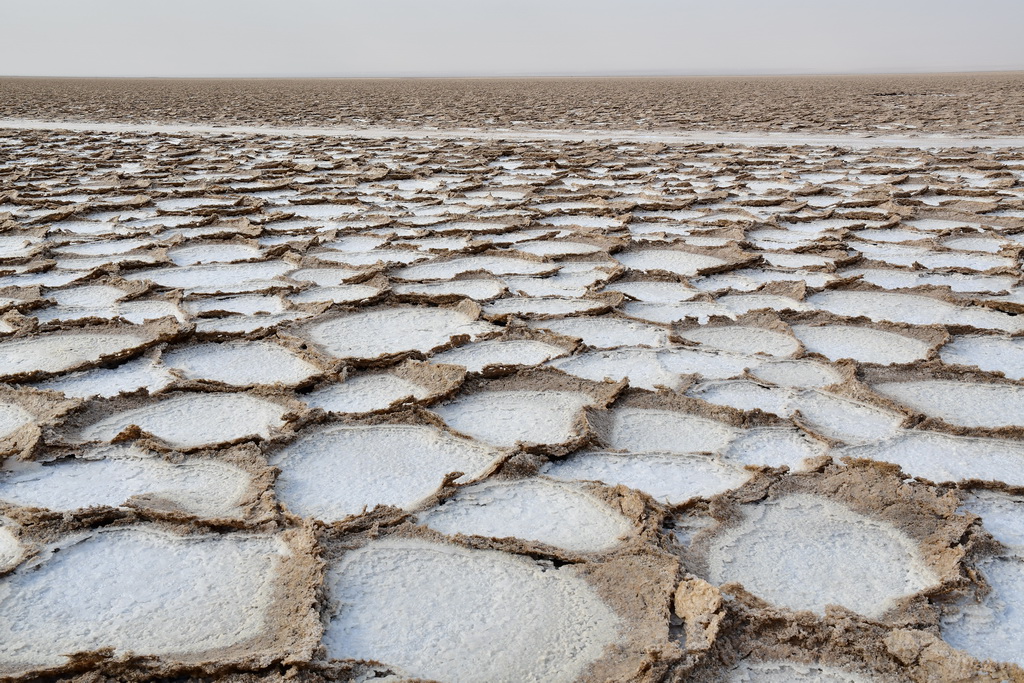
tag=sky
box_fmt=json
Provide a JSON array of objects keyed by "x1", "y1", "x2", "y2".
[{"x1": 3, "y1": 0, "x2": 1023, "y2": 78}]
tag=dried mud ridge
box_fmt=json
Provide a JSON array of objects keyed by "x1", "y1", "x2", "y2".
[
  {"x1": 2, "y1": 127, "x2": 1024, "y2": 682},
  {"x1": 1, "y1": 73, "x2": 1023, "y2": 136}
]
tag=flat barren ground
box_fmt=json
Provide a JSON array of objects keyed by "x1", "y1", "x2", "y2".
[{"x1": 1, "y1": 77, "x2": 1024, "y2": 681}]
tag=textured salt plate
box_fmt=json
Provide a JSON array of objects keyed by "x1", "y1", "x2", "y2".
[
  {"x1": 73, "y1": 393, "x2": 289, "y2": 449},
  {"x1": 940, "y1": 335, "x2": 1024, "y2": 379},
  {"x1": 184, "y1": 294, "x2": 287, "y2": 317},
  {"x1": 315, "y1": 249, "x2": 428, "y2": 266},
  {"x1": 874, "y1": 381, "x2": 1024, "y2": 429},
  {"x1": 0, "y1": 528, "x2": 289, "y2": 672},
  {"x1": 162, "y1": 341, "x2": 319, "y2": 387},
  {"x1": 726, "y1": 428, "x2": 828, "y2": 470},
  {"x1": 706, "y1": 494, "x2": 937, "y2": 618},
  {"x1": 303, "y1": 373, "x2": 431, "y2": 414},
  {"x1": 602, "y1": 280, "x2": 697, "y2": 303},
  {"x1": 514, "y1": 240, "x2": 604, "y2": 256},
  {"x1": 323, "y1": 537, "x2": 620, "y2": 683},
  {"x1": 432, "y1": 390, "x2": 594, "y2": 447},
  {"x1": 430, "y1": 339, "x2": 568, "y2": 372},
  {"x1": 483, "y1": 297, "x2": 609, "y2": 317},
  {"x1": 0, "y1": 520, "x2": 22, "y2": 572},
  {"x1": 615, "y1": 250, "x2": 728, "y2": 276},
  {"x1": 53, "y1": 237, "x2": 155, "y2": 256},
  {"x1": 807, "y1": 291, "x2": 1024, "y2": 332},
  {"x1": 719, "y1": 294, "x2": 811, "y2": 315},
  {"x1": 126, "y1": 262, "x2": 293, "y2": 291},
  {"x1": 750, "y1": 359, "x2": 844, "y2": 388},
  {"x1": 941, "y1": 554, "x2": 1024, "y2": 666},
  {"x1": 845, "y1": 268, "x2": 1016, "y2": 294},
  {"x1": 419, "y1": 478, "x2": 632, "y2": 552},
  {"x1": 271, "y1": 424, "x2": 502, "y2": 521},
  {"x1": 168, "y1": 243, "x2": 262, "y2": 266},
  {"x1": 0, "y1": 451, "x2": 251, "y2": 518},
  {"x1": 960, "y1": 490, "x2": 1024, "y2": 547},
  {"x1": 725, "y1": 661, "x2": 878, "y2": 682},
  {"x1": 34, "y1": 357, "x2": 174, "y2": 399},
  {"x1": 392, "y1": 279, "x2": 507, "y2": 300},
  {"x1": 543, "y1": 452, "x2": 751, "y2": 505},
  {"x1": 551, "y1": 348, "x2": 683, "y2": 390},
  {"x1": 0, "y1": 331, "x2": 152, "y2": 380},
  {"x1": 288, "y1": 283, "x2": 381, "y2": 305},
  {"x1": 792, "y1": 324, "x2": 933, "y2": 365},
  {"x1": 0, "y1": 403, "x2": 37, "y2": 444},
  {"x1": 603, "y1": 407, "x2": 739, "y2": 454},
  {"x1": 302, "y1": 307, "x2": 495, "y2": 361},
  {"x1": 530, "y1": 317, "x2": 668, "y2": 348},
  {"x1": 622, "y1": 301, "x2": 735, "y2": 324},
  {"x1": 691, "y1": 382, "x2": 903, "y2": 444},
  {"x1": 678, "y1": 326, "x2": 799, "y2": 357},
  {"x1": 840, "y1": 431, "x2": 1024, "y2": 486},
  {"x1": 287, "y1": 267, "x2": 365, "y2": 286},
  {"x1": 395, "y1": 256, "x2": 556, "y2": 280},
  {"x1": 194, "y1": 311, "x2": 313, "y2": 335}
]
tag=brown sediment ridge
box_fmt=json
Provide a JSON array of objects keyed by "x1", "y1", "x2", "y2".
[{"x1": 1, "y1": 116, "x2": 1024, "y2": 681}]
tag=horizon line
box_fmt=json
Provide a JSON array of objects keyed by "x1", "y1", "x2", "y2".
[{"x1": 2, "y1": 67, "x2": 1023, "y2": 80}]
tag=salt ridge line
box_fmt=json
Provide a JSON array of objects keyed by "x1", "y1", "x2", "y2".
[{"x1": 1, "y1": 118, "x2": 1023, "y2": 149}]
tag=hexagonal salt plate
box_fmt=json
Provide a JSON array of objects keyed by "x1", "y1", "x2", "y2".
[
  {"x1": 271, "y1": 424, "x2": 503, "y2": 522},
  {"x1": 162, "y1": 341, "x2": 320, "y2": 387},
  {"x1": 0, "y1": 331, "x2": 153, "y2": 381},
  {"x1": 705, "y1": 494, "x2": 937, "y2": 618},
  {"x1": 431, "y1": 390, "x2": 595, "y2": 448},
  {"x1": 430, "y1": 339, "x2": 568, "y2": 372},
  {"x1": 323, "y1": 537, "x2": 620, "y2": 683},
  {"x1": 873, "y1": 381, "x2": 1024, "y2": 429},
  {"x1": 0, "y1": 448, "x2": 252, "y2": 519},
  {"x1": 301, "y1": 306, "x2": 495, "y2": 361},
  {"x1": 71, "y1": 393, "x2": 290, "y2": 449},
  {"x1": 792, "y1": 324, "x2": 933, "y2": 365},
  {"x1": 0, "y1": 528, "x2": 293, "y2": 674},
  {"x1": 419, "y1": 478, "x2": 632, "y2": 552}
]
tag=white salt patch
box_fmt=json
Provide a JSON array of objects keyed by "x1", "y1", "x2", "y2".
[
  {"x1": 551, "y1": 348, "x2": 683, "y2": 390},
  {"x1": 34, "y1": 357, "x2": 173, "y2": 399},
  {"x1": 602, "y1": 280, "x2": 697, "y2": 303},
  {"x1": 168, "y1": 243, "x2": 262, "y2": 266},
  {"x1": 316, "y1": 249, "x2": 426, "y2": 266},
  {"x1": 515, "y1": 241, "x2": 603, "y2": 256},
  {"x1": 679, "y1": 326, "x2": 798, "y2": 357},
  {"x1": 793, "y1": 324, "x2": 932, "y2": 365},
  {"x1": 530, "y1": 316, "x2": 668, "y2": 348},
  {"x1": 271, "y1": 424, "x2": 502, "y2": 520},
  {"x1": 807, "y1": 291, "x2": 1024, "y2": 332},
  {"x1": 706, "y1": 494, "x2": 937, "y2": 618},
  {"x1": 323, "y1": 537, "x2": 620, "y2": 683},
  {"x1": 74, "y1": 393, "x2": 288, "y2": 449},
  {"x1": 941, "y1": 554, "x2": 1024, "y2": 667},
  {"x1": 944, "y1": 236, "x2": 1006, "y2": 253},
  {"x1": 288, "y1": 284, "x2": 381, "y2": 305},
  {"x1": 431, "y1": 339, "x2": 567, "y2": 371},
  {"x1": 395, "y1": 256, "x2": 556, "y2": 280},
  {"x1": 162, "y1": 342, "x2": 319, "y2": 387},
  {"x1": 303, "y1": 307, "x2": 495, "y2": 360},
  {"x1": 0, "y1": 332, "x2": 149, "y2": 379},
  {"x1": 0, "y1": 522, "x2": 21, "y2": 571},
  {"x1": 845, "y1": 268, "x2": 1015, "y2": 294},
  {"x1": 719, "y1": 294, "x2": 810, "y2": 315},
  {"x1": 392, "y1": 279, "x2": 507, "y2": 300},
  {"x1": 0, "y1": 528, "x2": 287, "y2": 671},
  {"x1": 604, "y1": 407, "x2": 738, "y2": 453},
  {"x1": 420, "y1": 478, "x2": 631, "y2": 552},
  {"x1": 622, "y1": 301, "x2": 735, "y2": 324},
  {"x1": 874, "y1": 381, "x2": 1024, "y2": 429},
  {"x1": 543, "y1": 452, "x2": 750, "y2": 505},
  {"x1": 616, "y1": 250, "x2": 728, "y2": 276},
  {"x1": 0, "y1": 456, "x2": 250, "y2": 518},
  {"x1": 750, "y1": 359, "x2": 844, "y2": 388},
  {"x1": 288, "y1": 267, "x2": 364, "y2": 286},
  {"x1": 303, "y1": 374, "x2": 430, "y2": 414},
  {"x1": 726, "y1": 428, "x2": 828, "y2": 470},
  {"x1": 960, "y1": 491, "x2": 1024, "y2": 548},
  {"x1": 126, "y1": 262, "x2": 292, "y2": 291},
  {"x1": 184, "y1": 295, "x2": 286, "y2": 316},
  {"x1": 432, "y1": 390, "x2": 593, "y2": 447},
  {"x1": 941, "y1": 335, "x2": 1024, "y2": 379},
  {"x1": 841, "y1": 432, "x2": 1024, "y2": 486},
  {"x1": 484, "y1": 297, "x2": 608, "y2": 317},
  {"x1": 0, "y1": 403, "x2": 35, "y2": 442}
]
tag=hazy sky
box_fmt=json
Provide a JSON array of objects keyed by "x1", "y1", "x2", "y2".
[{"x1": 4, "y1": 0, "x2": 1023, "y2": 78}]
